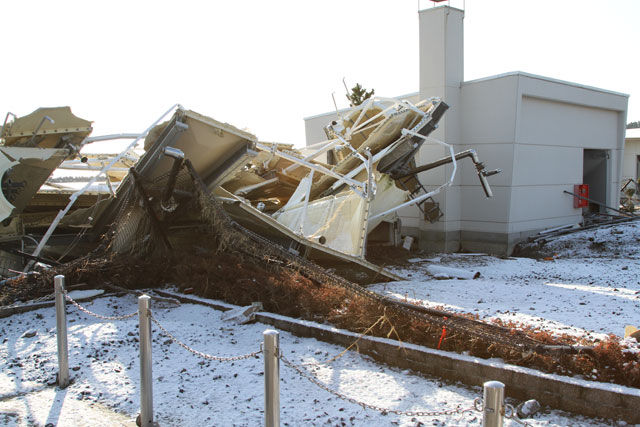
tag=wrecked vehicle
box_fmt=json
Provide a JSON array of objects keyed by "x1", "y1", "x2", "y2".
[{"x1": 0, "y1": 97, "x2": 499, "y2": 280}]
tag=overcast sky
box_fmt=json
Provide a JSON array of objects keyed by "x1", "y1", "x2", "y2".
[{"x1": 2, "y1": 0, "x2": 638, "y2": 148}]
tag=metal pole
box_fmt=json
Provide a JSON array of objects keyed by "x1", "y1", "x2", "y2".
[
  {"x1": 299, "y1": 170, "x2": 314, "y2": 235},
  {"x1": 482, "y1": 381, "x2": 505, "y2": 427},
  {"x1": 563, "y1": 190, "x2": 637, "y2": 217},
  {"x1": 264, "y1": 330, "x2": 280, "y2": 427},
  {"x1": 54, "y1": 275, "x2": 69, "y2": 388},
  {"x1": 160, "y1": 147, "x2": 185, "y2": 213},
  {"x1": 27, "y1": 115, "x2": 54, "y2": 147},
  {"x1": 138, "y1": 295, "x2": 153, "y2": 427},
  {"x1": 255, "y1": 142, "x2": 365, "y2": 193}
]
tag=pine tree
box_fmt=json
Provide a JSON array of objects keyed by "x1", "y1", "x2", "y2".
[
  {"x1": 627, "y1": 121, "x2": 640, "y2": 129},
  {"x1": 347, "y1": 83, "x2": 375, "y2": 107}
]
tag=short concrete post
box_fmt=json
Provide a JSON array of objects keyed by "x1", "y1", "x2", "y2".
[
  {"x1": 138, "y1": 295, "x2": 153, "y2": 427},
  {"x1": 482, "y1": 380, "x2": 505, "y2": 427},
  {"x1": 54, "y1": 275, "x2": 69, "y2": 388},
  {"x1": 264, "y1": 330, "x2": 280, "y2": 427}
]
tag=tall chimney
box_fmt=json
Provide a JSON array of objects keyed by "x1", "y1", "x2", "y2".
[
  {"x1": 417, "y1": 5, "x2": 465, "y2": 253},
  {"x1": 419, "y1": 5, "x2": 464, "y2": 137}
]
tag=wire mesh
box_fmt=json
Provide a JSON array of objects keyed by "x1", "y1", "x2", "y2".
[{"x1": 103, "y1": 168, "x2": 196, "y2": 258}]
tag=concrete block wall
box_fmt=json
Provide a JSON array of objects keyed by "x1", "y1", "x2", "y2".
[
  {"x1": 254, "y1": 309, "x2": 640, "y2": 424},
  {"x1": 157, "y1": 290, "x2": 640, "y2": 425}
]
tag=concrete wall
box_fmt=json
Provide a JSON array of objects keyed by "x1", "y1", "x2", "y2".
[
  {"x1": 516, "y1": 74, "x2": 627, "y2": 215},
  {"x1": 622, "y1": 137, "x2": 640, "y2": 181},
  {"x1": 159, "y1": 289, "x2": 640, "y2": 425},
  {"x1": 515, "y1": 75, "x2": 627, "y2": 236},
  {"x1": 455, "y1": 74, "x2": 519, "y2": 253},
  {"x1": 254, "y1": 310, "x2": 640, "y2": 424},
  {"x1": 452, "y1": 73, "x2": 628, "y2": 253}
]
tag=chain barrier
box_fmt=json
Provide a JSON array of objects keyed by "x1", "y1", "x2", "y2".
[
  {"x1": 279, "y1": 352, "x2": 479, "y2": 419},
  {"x1": 505, "y1": 403, "x2": 533, "y2": 426},
  {"x1": 64, "y1": 291, "x2": 138, "y2": 321},
  {"x1": 473, "y1": 397, "x2": 484, "y2": 412},
  {"x1": 149, "y1": 312, "x2": 262, "y2": 361},
  {"x1": 59, "y1": 271, "x2": 534, "y2": 426},
  {"x1": 32, "y1": 292, "x2": 55, "y2": 303}
]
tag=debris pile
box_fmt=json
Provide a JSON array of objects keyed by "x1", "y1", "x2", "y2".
[{"x1": 0, "y1": 98, "x2": 502, "y2": 279}]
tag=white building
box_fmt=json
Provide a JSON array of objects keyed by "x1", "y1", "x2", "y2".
[
  {"x1": 623, "y1": 128, "x2": 640, "y2": 182},
  {"x1": 305, "y1": 6, "x2": 628, "y2": 254}
]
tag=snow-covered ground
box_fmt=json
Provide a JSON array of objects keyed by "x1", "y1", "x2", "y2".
[
  {"x1": 371, "y1": 222, "x2": 640, "y2": 341},
  {"x1": 1, "y1": 221, "x2": 638, "y2": 426},
  {"x1": 0, "y1": 294, "x2": 624, "y2": 426}
]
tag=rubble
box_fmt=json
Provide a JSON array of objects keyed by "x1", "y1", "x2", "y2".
[{"x1": 621, "y1": 178, "x2": 639, "y2": 213}]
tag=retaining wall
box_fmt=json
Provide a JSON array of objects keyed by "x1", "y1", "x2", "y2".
[{"x1": 156, "y1": 290, "x2": 640, "y2": 424}]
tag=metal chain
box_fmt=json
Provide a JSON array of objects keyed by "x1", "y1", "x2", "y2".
[
  {"x1": 31, "y1": 292, "x2": 55, "y2": 303},
  {"x1": 64, "y1": 292, "x2": 138, "y2": 321},
  {"x1": 504, "y1": 404, "x2": 533, "y2": 426},
  {"x1": 149, "y1": 313, "x2": 262, "y2": 361},
  {"x1": 279, "y1": 352, "x2": 478, "y2": 419}
]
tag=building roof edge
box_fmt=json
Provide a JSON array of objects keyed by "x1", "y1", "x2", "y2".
[{"x1": 463, "y1": 71, "x2": 629, "y2": 98}]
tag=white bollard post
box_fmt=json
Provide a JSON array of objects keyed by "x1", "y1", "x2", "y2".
[
  {"x1": 482, "y1": 381, "x2": 505, "y2": 427},
  {"x1": 138, "y1": 295, "x2": 153, "y2": 427},
  {"x1": 54, "y1": 275, "x2": 69, "y2": 388},
  {"x1": 264, "y1": 330, "x2": 280, "y2": 427}
]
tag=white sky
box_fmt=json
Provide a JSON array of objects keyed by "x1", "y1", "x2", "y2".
[{"x1": 1, "y1": 0, "x2": 639, "y2": 148}]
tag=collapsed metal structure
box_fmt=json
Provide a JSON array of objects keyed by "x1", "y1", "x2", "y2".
[{"x1": 0, "y1": 98, "x2": 500, "y2": 279}]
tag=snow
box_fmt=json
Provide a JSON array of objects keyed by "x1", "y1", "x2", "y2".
[
  {"x1": 67, "y1": 289, "x2": 104, "y2": 300},
  {"x1": 371, "y1": 222, "x2": 640, "y2": 341},
  {"x1": 0, "y1": 221, "x2": 639, "y2": 426},
  {"x1": 0, "y1": 295, "x2": 624, "y2": 426},
  {"x1": 423, "y1": 265, "x2": 479, "y2": 280}
]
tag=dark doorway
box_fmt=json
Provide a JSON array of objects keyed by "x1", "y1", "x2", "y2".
[{"x1": 583, "y1": 149, "x2": 609, "y2": 213}]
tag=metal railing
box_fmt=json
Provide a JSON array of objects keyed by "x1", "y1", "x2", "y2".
[{"x1": 53, "y1": 274, "x2": 533, "y2": 426}]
